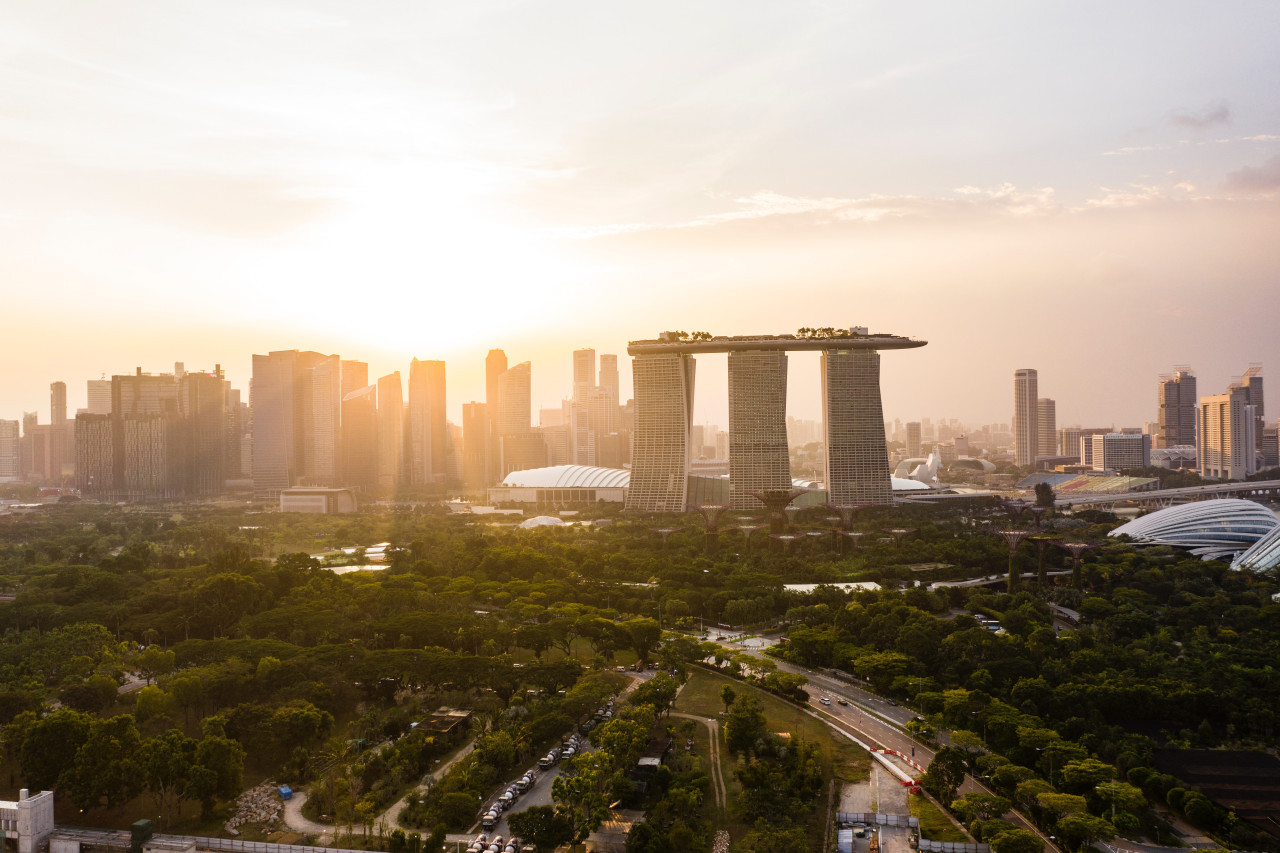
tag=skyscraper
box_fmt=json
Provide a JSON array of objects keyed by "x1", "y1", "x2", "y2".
[
  {"x1": 74, "y1": 414, "x2": 113, "y2": 494},
  {"x1": 1199, "y1": 385, "x2": 1257, "y2": 480},
  {"x1": 0, "y1": 420, "x2": 19, "y2": 483},
  {"x1": 50, "y1": 382, "x2": 67, "y2": 426},
  {"x1": 822, "y1": 349, "x2": 892, "y2": 505},
  {"x1": 251, "y1": 349, "x2": 329, "y2": 497},
  {"x1": 626, "y1": 353, "x2": 695, "y2": 512},
  {"x1": 496, "y1": 361, "x2": 546, "y2": 474},
  {"x1": 727, "y1": 350, "x2": 790, "y2": 508},
  {"x1": 1013, "y1": 369, "x2": 1039, "y2": 466},
  {"x1": 407, "y1": 358, "x2": 447, "y2": 488},
  {"x1": 180, "y1": 368, "x2": 228, "y2": 496},
  {"x1": 302, "y1": 355, "x2": 342, "y2": 486},
  {"x1": 86, "y1": 379, "x2": 112, "y2": 415},
  {"x1": 1239, "y1": 366, "x2": 1265, "y2": 454},
  {"x1": 462, "y1": 402, "x2": 490, "y2": 495},
  {"x1": 341, "y1": 384, "x2": 378, "y2": 491},
  {"x1": 905, "y1": 421, "x2": 922, "y2": 457},
  {"x1": 1157, "y1": 369, "x2": 1197, "y2": 449},
  {"x1": 376, "y1": 372, "x2": 404, "y2": 490},
  {"x1": 484, "y1": 349, "x2": 508, "y2": 486},
  {"x1": 572, "y1": 348, "x2": 596, "y2": 465},
  {"x1": 1037, "y1": 398, "x2": 1057, "y2": 457}
]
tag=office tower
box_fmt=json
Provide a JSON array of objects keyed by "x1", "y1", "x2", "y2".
[
  {"x1": 1013, "y1": 369, "x2": 1039, "y2": 466},
  {"x1": 572, "y1": 348, "x2": 596, "y2": 465},
  {"x1": 626, "y1": 353, "x2": 696, "y2": 512},
  {"x1": 251, "y1": 350, "x2": 328, "y2": 497},
  {"x1": 727, "y1": 350, "x2": 790, "y2": 508},
  {"x1": 341, "y1": 384, "x2": 378, "y2": 491},
  {"x1": 954, "y1": 434, "x2": 970, "y2": 457},
  {"x1": 86, "y1": 379, "x2": 112, "y2": 415},
  {"x1": 573, "y1": 348, "x2": 597, "y2": 394},
  {"x1": 1157, "y1": 369, "x2": 1197, "y2": 449},
  {"x1": 462, "y1": 402, "x2": 490, "y2": 495},
  {"x1": 74, "y1": 414, "x2": 114, "y2": 493},
  {"x1": 905, "y1": 422, "x2": 922, "y2": 457},
  {"x1": 483, "y1": 350, "x2": 509, "y2": 486},
  {"x1": 301, "y1": 355, "x2": 342, "y2": 486},
  {"x1": 1059, "y1": 427, "x2": 1108, "y2": 463},
  {"x1": 50, "y1": 382, "x2": 67, "y2": 426},
  {"x1": 599, "y1": 355, "x2": 619, "y2": 408},
  {"x1": 376, "y1": 372, "x2": 404, "y2": 490},
  {"x1": 407, "y1": 358, "x2": 447, "y2": 487},
  {"x1": 1239, "y1": 366, "x2": 1265, "y2": 453},
  {"x1": 1091, "y1": 433, "x2": 1151, "y2": 472},
  {"x1": 180, "y1": 368, "x2": 228, "y2": 496},
  {"x1": 19, "y1": 412, "x2": 36, "y2": 480},
  {"x1": 445, "y1": 422, "x2": 463, "y2": 487},
  {"x1": 0, "y1": 420, "x2": 18, "y2": 483},
  {"x1": 1199, "y1": 385, "x2": 1257, "y2": 480},
  {"x1": 1037, "y1": 398, "x2": 1057, "y2": 456},
  {"x1": 340, "y1": 360, "x2": 369, "y2": 400},
  {"x1": 823, "y1": 349, "x2": 893, "y2": 505},
  {"x1": 1263, "y1": 425, "x2": 1279, "y2": 470},
  {"x1": 496, "y1": 362, "x2": 547, "y2": 474},
  {"x1": 224, "y1": 388, "x2": 247, "y2": 480}
]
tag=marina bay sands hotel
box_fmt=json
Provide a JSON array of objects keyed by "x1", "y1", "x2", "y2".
[{"x1": 625, "y1": 328, "x2": 927, "y2": 512}]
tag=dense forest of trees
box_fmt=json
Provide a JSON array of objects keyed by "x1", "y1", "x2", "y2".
[{"x1": 0, "y1": 499, "x2": 1276, "y2": 851}]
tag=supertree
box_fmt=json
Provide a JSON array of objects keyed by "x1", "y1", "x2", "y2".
[
  {"x1": 1055, "y1": 541, "x2": 1101, "y2": 589},
  {"x1": 749, "y1": 488, "x2": 805, "y2": 534},
  {"x1": 994, "y1": 529, "x2": 1033, "y2": 592},
  {"x1": 694, "y1": 505, "x2": 729, "y2": 556}
]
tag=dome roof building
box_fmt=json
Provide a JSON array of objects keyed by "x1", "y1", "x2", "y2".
[{"x1": 1109, "y1": 498, "x2": 1280, "y2": 562}]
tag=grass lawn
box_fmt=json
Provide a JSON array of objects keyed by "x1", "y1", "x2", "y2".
[
  {"x1": 674, "y1": 668, "x2": 870, "y2": 848},
  {"x1": 910, "y1": 793, "x2": 970, "y2": 842}
]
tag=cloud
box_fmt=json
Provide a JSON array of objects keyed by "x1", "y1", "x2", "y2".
[
  {"x1": 1224, "y1": 155, "x2": 1280, "y2": 193},
  {"x1": 1169, "y1": 100, "x2": 1231, "y2": 130},
  {"x1": 556, "y1": 184, "x2": 1063, "y2": 239}
]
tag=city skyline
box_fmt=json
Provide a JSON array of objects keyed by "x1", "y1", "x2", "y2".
[{"x1": 2, "y1": 3, "x2": 1279, "y2": 428}]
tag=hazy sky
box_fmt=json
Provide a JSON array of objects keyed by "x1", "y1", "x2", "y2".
[{"x1": 2, "y1": 2, "x2": 1278, "y2": 430}]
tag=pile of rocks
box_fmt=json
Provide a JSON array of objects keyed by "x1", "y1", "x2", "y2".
[
  {"x1": 225, "y1": 781, "x2": 283, "y2": 835},
  {"x1": 712, "y1": 829, "x2": 730, "y2": 853}
]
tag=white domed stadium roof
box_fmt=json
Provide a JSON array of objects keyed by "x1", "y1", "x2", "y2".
[
  {"x1": 499, "y1": 465, "x2": 632, "y2": 489},
  {"x1": 1109, "y1": 498, "x2": 1280, "y2": 562},
  {"x1": 518, "y1": 515, "x2": 566, "y2": 529}
]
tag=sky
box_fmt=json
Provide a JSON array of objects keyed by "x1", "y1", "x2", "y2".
[{"x1": 1, "y1": 1, "x2": 1278, "y2": 431}]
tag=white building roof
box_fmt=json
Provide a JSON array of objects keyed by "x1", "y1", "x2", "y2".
[
  {"x1": 499, "y1": 465, "x2": 631, "y2": 489},
  {"x1": 1110, "y1": 498, "x2": 1280, "y2": 562}
]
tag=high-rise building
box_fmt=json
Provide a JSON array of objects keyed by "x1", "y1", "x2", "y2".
[
  {"x1": 1090, "y1": 433, "x2": 1151, "y2": 472},
  {"x1": 823, "y1": 349, "x2": 893, "y2": 505},
  {"x1": 1013, "y1": 369, "x2": 1039, "y2": 466},
  {"x1": 461, "y1": 402, "x2": 490, "y2": 495},
  {"x1": 251, "y1": 350, "x2": 329, "y2": 497},
  {"x1": 340, "y1": 360, "x2": 369, "y2": 400},
  {"x1": 1239, "y1": 366, "x2": 1265, "y2": 454},
  {"x1": 727, "y1": 350, "x2": 790, "y2": 508},
  {"x1": 1037, "y1": 398, "x2": 1057, "y2": 457},
  {"x1": 1199, "y1": 385, "x2": 1257, "y2": 480},
  {"x1": 341, "y1": 384, "x2": 378, "y2": 492},
  {"x1": 484, "y1": 349, "x2": 508, "y2": 487},
  {"x1": 75, "y1": 414, "x2": 114, "y2": 494},
  {"x1": 302, "y1": 355, "x2": 342, "y2": 486},
  {"x1": 572, "y1": 348, "x2": 597, "y2": 466},
  {"x1": 905, "y1": 421, "x2": 922, "y2": 457},
  {"x1": 599, "y1": 354, "x2": 619, "y2": 409},
  {"x1": 86, "y1": 379, "x2": 112, "y2": 415},
  {"x1": 626, "y1": 353, "x2": 695, "y2": 512},
  {"x1": 496, "y1": 362, "x2": 546, "y2": 474},
  {"x1": 50, "y1": 382, "x2": 67, "y2": 426},
  {"x1": 0, "y1": 420, "x2": 19, "y2": 483},
  {"x1": 376, "y1": 372, "x2": 404, "y2": 490},
  {"x1": 1157, "y1": 369, "x2": 1197, "y2": 449},
  {"x1": 407, "y1": 358, "x2": 447, "y2": 488},
  {"x1": 180, "y1": 368, "x2": 228, "y2": 496},
  {"x1": 1060, "y1": 427, "x2": 1110, "y2": 463}
]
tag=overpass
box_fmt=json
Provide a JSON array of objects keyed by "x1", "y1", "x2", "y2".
[{"x1": 895, "y1": 479, "x2": 1280, "y2": 510}]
